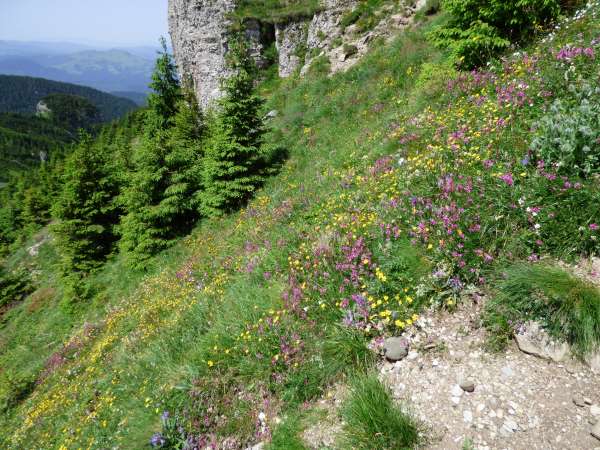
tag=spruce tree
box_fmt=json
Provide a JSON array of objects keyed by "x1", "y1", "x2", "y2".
[
  {"x1": 119, "y1": 42, "x2": 204, "y2": 268},
  {"x1": 200, "y1": 35, "x2": 267, "y2": 216},
  {"x1": 52, "y1": 131, "x2": 120, "y2": 278}
]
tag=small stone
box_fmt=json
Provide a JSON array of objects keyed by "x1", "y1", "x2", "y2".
[
  {"x1": 591, "y1": 405, "x2": 600, "y2": 416},
  {"x1": 503, "y1": 419, "x2": 519, "y2": 432},
  {"x1": 451, "y1": 385, "x2": 464, "y2": 397},
  {"x1": 383, "y1": 337, "x2": 409, "y2": 362},
  {"x1": 592, "y1": 421, "x2": 600, "y2": 440},
  {"x1": 585, "y1": 398, "x2": 593, "y2": 405},
  {"x1": 407, "y1": 350, "x2": 419, "y2": 360},
  {"x1": 501, "y1": 366, "x2": 514, "y2": 377},
  {"x1": 460, "y1": 378, "x2": 476, "y2": 393},
  {"x1": 451, "y1": 396, "x2": 461, "y2": 405},
  {"x1": 573, "y1": 395, "x2": 586, "y2": 407},
  {"x1": 464, "y1": 410, "x2": 473, "y2": 423}
]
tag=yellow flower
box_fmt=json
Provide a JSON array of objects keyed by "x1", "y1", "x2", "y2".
[{"x1": 207, "y1": 360, "x2": 214, "y2": 367}]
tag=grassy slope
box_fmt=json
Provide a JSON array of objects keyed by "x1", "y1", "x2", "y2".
[{"x1": 2, "y1": 3, "x2": 600, "y2": 449}]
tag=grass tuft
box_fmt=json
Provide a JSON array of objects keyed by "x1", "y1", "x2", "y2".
[
  {"x1": 268, "y1": 414, "x2": 308, "y2": 450},
  {"x1": 484, "y1": 264, "x2": 600, "y2": 355},
  {"x1": 341, "y1": 374, "x2": 421, "y2": 450}
]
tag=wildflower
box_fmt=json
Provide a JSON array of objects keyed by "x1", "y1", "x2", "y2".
[
  {"x1": 499, "y1": 173, "x2": 514, "y2": 186},
  {"x1": 150, "y1": 433, "x2": 166, "y2": 448},
  {"x1": 207, "y1": 360, "x2": 214, "y2": 367},
  {"x1": 590, "y1": 223, "x2": 599, "y2": 231}
]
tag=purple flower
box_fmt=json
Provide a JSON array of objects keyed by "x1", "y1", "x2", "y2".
[
  {"x1": 590, "y1": 224, "x2": 599, "y2": 231},
  {"x1": 499, "y1": 173, "x2": 514, "y2": 186},
  {"x1": 150, "y1": 433, "x2": 166, "y2": 448}
]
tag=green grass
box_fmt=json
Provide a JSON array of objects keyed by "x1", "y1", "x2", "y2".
[
  {"x1": 341, "y1": 374, "x2": 421, "y2": 450},
  {"x1": 235, "y1": 0, "x2": 322, "y2": 22},
  {"x1": 268, "y1": 414, "x2": 308, "y2": 450},
  {"x1": 484, "y1": 264, "x2": 600, "y2": 355},
  {"x1": 3, "y1": 3, "x2": 600, "y2": 448}
]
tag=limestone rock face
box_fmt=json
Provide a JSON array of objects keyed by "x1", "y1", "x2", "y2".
[
  {"x1": 168, "y1": 0, "x2": 236, "y2": 108},
  {"x1": 168, "y1": 0, "x2": 424, "y2": 106}
]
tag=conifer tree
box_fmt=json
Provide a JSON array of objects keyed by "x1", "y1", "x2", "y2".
[
  {"x1": 52, "y1": 131, "x2": 120, "y2": 278},
  {"x1": 119, "y1": 41, "x2": 204, "y2": 268},
  {"x1": 200, "y1": 35, "x2": 267, "y2": 216}
]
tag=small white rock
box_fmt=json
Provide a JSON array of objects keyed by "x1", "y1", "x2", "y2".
[
  {"x1": 464, "y1": 410, "x2": 473, "y2": 423},
  {"x1": 451, "y1": 385, "x2": 464, "y2": 397},
  {"x1": 591, "y1": 405, "x2": 600, "y2": 416}
]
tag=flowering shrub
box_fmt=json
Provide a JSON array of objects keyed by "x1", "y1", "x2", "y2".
[{"x1": 531, "y1": 84, "x2": 600, "y2": 177}]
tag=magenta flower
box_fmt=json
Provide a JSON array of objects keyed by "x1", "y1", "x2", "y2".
[
  {"x1": 499, "y1": 173, "x2": 514, "y2": 186},
  {"x1": 590, "y1": 224, "x2": 599, "y2": 231}
]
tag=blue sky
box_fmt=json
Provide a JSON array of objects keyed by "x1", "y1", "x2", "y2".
[{"x1": 0, "y1": 0, "x2": 169, "y2": 46}]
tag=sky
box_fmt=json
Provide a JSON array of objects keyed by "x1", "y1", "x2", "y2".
[{"x1": 0, "y1": 0, "x2": 169, "y2": 47}]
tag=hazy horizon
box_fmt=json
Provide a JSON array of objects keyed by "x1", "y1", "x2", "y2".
[{"x1": 0, "y1": 0, "x2": 169, "y2": 47}]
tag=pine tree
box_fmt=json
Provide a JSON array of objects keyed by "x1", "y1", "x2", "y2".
[
  {"x1": 52, "y1": 131, "x2": 120, "y2": 278},
  {"x1": 119, "y1": 42, "x2": 204, "y2": 268},
  {"x1": 168, "y1": 89, "x2": 205, "y2": 217},
  {"x1": 200, "y1": 35, "x2": 267, "y2": 216}
]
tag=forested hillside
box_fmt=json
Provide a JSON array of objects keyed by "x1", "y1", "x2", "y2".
[
  {"x1": 1, "y1": 1, "x2": 600, "y2": 449},
  {"x1": 0, "y1": 75, "x2": 137, "y2": 121},
  {"x1": 0, "y1": 112, "x2": 74, "y2": 180}
]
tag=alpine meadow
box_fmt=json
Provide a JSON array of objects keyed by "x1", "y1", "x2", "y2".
[{"x1": 1, "y1": 1, "x2": 600, "y2": 449}]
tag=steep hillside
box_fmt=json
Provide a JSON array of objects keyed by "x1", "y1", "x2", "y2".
[
  {"x1": 1, "y1": 2, "x2": 600, "y2": 450},
  {"x1": 0, "y1": 75, "x2": 138, "y2": 121},
  {"x1": 0, "y1": 113, "x2": 75, "y2": 180}
]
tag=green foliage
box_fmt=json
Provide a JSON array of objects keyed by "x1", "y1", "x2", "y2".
[
  {"x1": 148, "y1": 38, "x2": 183, "y2": 128},
  {"x1": 531, "y1": 83, "x2": 600, "y2": 177},
  {"x1": 200, "y1": 36, "x2": 268, "y2": 217},
  {"x1": 341, "y1": 0, "x2": 398, "y2": 33},
  {"x1": 235, "y1": 0, "x2": 321, "y2": 22},
  {"x1": 39, "y1": 93, "x2": 100, "y2": 131},
  {"x1": 0, "y1": 266, "x2": 33, "y2": 309},
  {"x1": 0, "y1": 74, "x2": 137, "y2": 121},
  {"x1": 484, "y1": 264, "x2": 600, "y2": 355},
  {"x1": 429, "y1": 0, "x2": 563, "y2": 67},
  {"x1": 0, "y1": 112, "x2": 74, "y2": 180},
  {"x1": 120, "y1": 44, "x2": 203, "y2": 268},
  {"x1": 268, "y1": 415, "x2": 308, "y2": 450},
  {"x1": 0, "y1": 372, "x2": 36, "y2": 414},
  {"x1": 341, "y1": 374, "x2": 421, "y2": 450},
  {"x1": 414, "y1": 59, "x2": 458, "y2": 102},
  {"x1": 52, "y1": 132, "x2": 121, "y2": 287}
]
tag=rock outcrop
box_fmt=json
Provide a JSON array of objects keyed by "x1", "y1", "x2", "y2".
[
  {"x1": 168, "y1": 0, "x2": 237, "y2": 108},
  {"x1": 168, "y1": 0, "x2": 425, "y2": 107}
]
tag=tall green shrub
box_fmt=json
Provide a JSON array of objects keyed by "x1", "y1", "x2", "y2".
[
  {"x1": 200, "y1": 36, "x2": 267, "y2": 216},
  {"x1": 430, "y1": 0, "x2": 563, "y2": 68}
]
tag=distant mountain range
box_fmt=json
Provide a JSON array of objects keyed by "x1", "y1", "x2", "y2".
[{"x1": 0, "y1": 40, "x2": 161, "y2": 101}]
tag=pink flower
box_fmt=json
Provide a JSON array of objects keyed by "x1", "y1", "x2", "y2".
[
  {"x1": 499, "y1": 173, "x2": 514, "y2": 186},
  {"x1": 590, "y1": 224, "x2": 599, "y2": 231}
]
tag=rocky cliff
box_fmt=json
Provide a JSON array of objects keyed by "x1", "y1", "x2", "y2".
[{"x1": 168, "y1": 0, "x2": 425, "y2": 107}]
